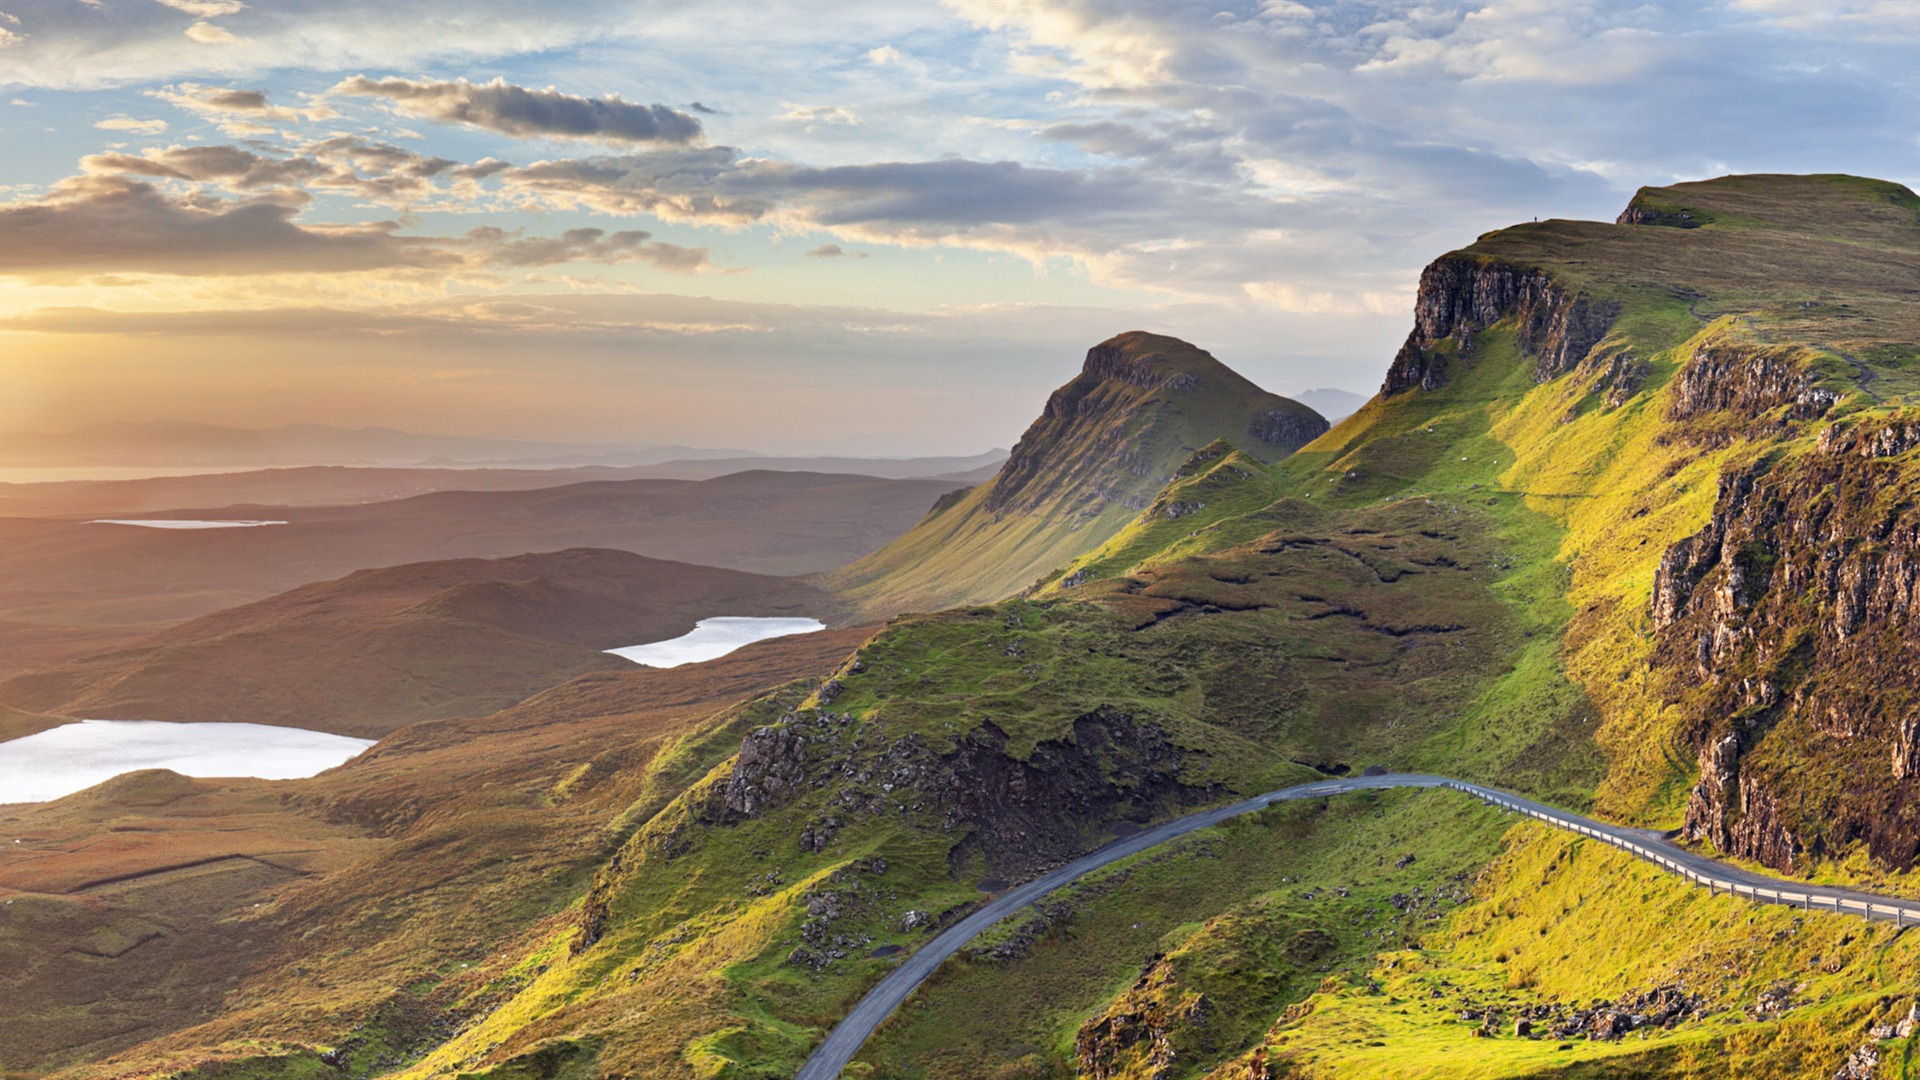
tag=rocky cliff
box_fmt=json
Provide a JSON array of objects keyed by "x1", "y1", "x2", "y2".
[
  {"x1": 1381, "y1": 254, "x2": 1620, "y2": 394},
  {"x1": 1655, "y1": 416, "x2": 1920, "y2": 870}
]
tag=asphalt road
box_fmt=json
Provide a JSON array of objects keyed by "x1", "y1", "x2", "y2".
[{"x1": 795, "y1": 772, "x2": 1920, "y2": 1079}]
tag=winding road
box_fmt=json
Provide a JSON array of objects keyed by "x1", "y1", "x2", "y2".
[{"x1": 795, "y1": 772, "x2": 1920, "y2": 1079}]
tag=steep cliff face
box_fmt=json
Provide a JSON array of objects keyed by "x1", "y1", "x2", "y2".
[
  {"x1": 1655, "y1": 417, "x2": 1920, "y2": 870},
  {"x1": 1382, "y1": 255, "x2": 1620, "y2": 394}
]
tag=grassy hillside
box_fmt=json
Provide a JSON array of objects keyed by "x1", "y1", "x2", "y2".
[
  {"x1": 0, "y1": 627, "x2": 876, "y2": 1078},
  {"x1": 825, "y1": 332, "x2": 1327, "y2": 617},
  {"x1": 16, "y1": 174, "x2": 1920, "y2": 1080},
  {"x1": 1, "y1": 548, "x2": 841, "y2": 738}
]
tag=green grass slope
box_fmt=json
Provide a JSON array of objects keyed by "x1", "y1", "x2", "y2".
[{"x1": 824, "y1": 332, "x2": 1328, "y2": 617}]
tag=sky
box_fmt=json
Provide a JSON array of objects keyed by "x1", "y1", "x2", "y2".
[{"x1": 2, "y1": 0, "x2": 1919, "y2": 455}]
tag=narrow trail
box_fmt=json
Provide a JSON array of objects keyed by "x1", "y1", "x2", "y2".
[{"x1": 795, "y1": 772, "x2": 1920, "y2": 1079}]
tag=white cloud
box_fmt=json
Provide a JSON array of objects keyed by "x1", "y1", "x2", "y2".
[
  {"x1": 867, "y1": 44, "x2": 904, "y2": 65},
  {"x1": 95, "y1": 116, "x2": 169, "y2": 133},
  {"x1": 155, "y1": 0, "x2": 245, "y2": 15},
  {"x1": 184, "y1": 20, "x2": 240, "y2": 45},
  {"x1": 779, "y1": 103, "x2": 861, "y2": 129},
  {"x1": 1242, "y1": 280, "x2": 1413, "y2": 317}
]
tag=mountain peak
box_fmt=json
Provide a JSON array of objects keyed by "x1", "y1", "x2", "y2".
[
  {"x1": 828, "y1": 332, "x2": 1325, "y2": 615},
  {"x1": 1070, "y1": 331, "x2": 1237, "y2": 396}
]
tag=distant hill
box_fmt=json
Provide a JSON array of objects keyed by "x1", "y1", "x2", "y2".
[
  {"x1": 824, "y1": 331, "x2": 1328, "y2": 615},
  {"x1": 0, "y1": 420, "x2": 747, "y2": 470},
  {"x1": 0, "y1": 470, "x2": 957, "y2": 677},
  {"x1": 1291, "y1": 387, "x2": 1367, "y2": 422},
  {"x1": 0, "y1": 452, "x2": 1010, "y2": 519},
  {"x1": 1, "y1": 548, "x2": 841, "y2": 738}
]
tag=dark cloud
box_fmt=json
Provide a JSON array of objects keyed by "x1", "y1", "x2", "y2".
[
  {"x1": 805, "y1": 243, "x2": 867, "y2": 259},
  {"x1": 0, "y1": 175, "x2": 443, "y2": 279},
  {"x1": 499, "y1": 147, "x2": 771, "y2": 222},
  {"x1": 464, "y1": 226, "x2": 710, "y2": 273},
  {"x1": 0, "y1": 175, "x2": 711, "y2": 281},
  {"x1": 331, "y1": 75, "x2": 704, "y2": 145},
  {"x1": 83, "y1": 138, "x2": 469, "y2": 203}
]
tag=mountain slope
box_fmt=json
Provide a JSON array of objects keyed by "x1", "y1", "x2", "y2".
[
  {"x1": 2, "y1": 548, "x2": 840, "y2": 737},
  {"x1": 825, "y1": 331, "x2": 1327, "y2": 615}
]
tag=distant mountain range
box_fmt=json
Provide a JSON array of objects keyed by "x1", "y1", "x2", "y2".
[
  {"x1": 0, "y1": 420, "x2": 751, "y2": 469},
  {"x1": 1290, "y1": 387, "x2": 1366, "y2": 422}
]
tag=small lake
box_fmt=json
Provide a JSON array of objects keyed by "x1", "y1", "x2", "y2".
[
  {"x1": 606, "y1": 616, "x2": 827, "y2": 668},
  {"x1": 89, "y1": 519, "x2": 289, "y2": 529},
  {"x1": 0, "y1": 720, "x2": 375, "y2": 804}
]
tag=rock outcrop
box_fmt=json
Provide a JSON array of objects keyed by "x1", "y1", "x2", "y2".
[
  {"x1": 1654, "y1": 416, "x2": 1920, "y2": 869},
  {"x1": 1382, "y1": 255, "x2": 1620, "y2": 394},
  {"x1": 710, "y1": 703, "x2": 1214, "y2": 879},
  {"x1": 1666, "y1": 337, "x2": 1839, "y2": 441}
]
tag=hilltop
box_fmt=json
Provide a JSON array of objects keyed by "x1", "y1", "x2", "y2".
[
  {"x1": 826, "y1": 331, "x2": 1327, "y2": 615},
  {"x1": 1, "y1": 548, "x2": 841, "y2": 738}
]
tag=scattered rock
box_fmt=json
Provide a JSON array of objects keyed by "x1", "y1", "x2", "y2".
[{"x1": 1833, "y1": 1041, "x2": 1880, "y2": 1080}]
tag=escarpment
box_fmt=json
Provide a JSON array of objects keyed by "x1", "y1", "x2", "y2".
[
  {"x1": 1382, "y1": 254, "x2": 1620, "y2": 394},
  {"x1": 1654, "y1": 417, "x2": 1920, "y2": 870}
]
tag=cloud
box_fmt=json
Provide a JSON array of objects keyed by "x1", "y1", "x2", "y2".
[
  {"x1": 330, "y1": 75, "x2": 704, "y2": 145},
  {"x1": 805, "y1": 243, "x2": 867, "y2": 259},
  {"x1": 1241, "y1": 281, "x2": 1413, "y2": 317},
  {"x1": 156, "y1": 0, "x2": 245, "y2": 15},
  {"x1": 95, "y1": 116, "x2": 169, "y2": 133},
  {"x1": 80, "y1": 137, "x2": 483, "y2": 205},
  {"x1": 0, "y1": 3, "x2": 615, "y2": 91},
  {"x1": 867, "y1": 45, "x2": 904, "y2": 65},
  {"x1": 183, "y1": 20, "x2": 240, "y2": 44},
  {"x1": 496, "y1": 147, "x2": 771, "y2": 223},
  {"x1": 0, "y1": 175, "x2": 443, "y2": 280},
  {"x1": 0, "y1": 169, "x2": 712, "y2": 282},
  {"x1": 780, "y1": 103, "x2": 861, "y2": 130},
  {"x1": 462, "y1": 225, "x2": 711, "y2": 273},
  {"x1": 149, "y1": 82, "x2": 338, "y2": 127}
]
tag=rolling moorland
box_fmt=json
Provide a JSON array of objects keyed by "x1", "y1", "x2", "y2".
[
  {"x1": 7, "y1": 172, "x2": 1920, "y2": 1079},
  {"x1": 0, "y1": 548, "x2": 845, "y2": 738},
  {"x1": 0, "y1": 469, "x2": 960, "y2": 679}
]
